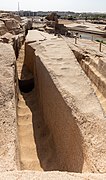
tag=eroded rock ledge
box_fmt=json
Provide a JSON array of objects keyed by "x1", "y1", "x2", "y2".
[
  {"x1": 0, "y1": 42, "x2": 19, "y2": 171},
  {"x1": 25, "y1": 30, "x2": 106, "y2": 173}
]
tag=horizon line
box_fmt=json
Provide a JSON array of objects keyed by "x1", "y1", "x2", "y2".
[{"x1": 0, "y1": 9, "x2": 106, "y2": 14}]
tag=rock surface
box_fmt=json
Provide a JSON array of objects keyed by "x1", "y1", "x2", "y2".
[
  {"x1": 63, "y1": 37, "x2": 106, "y2": 112},
  {"x1": 0, "y1": 12, "x2": 32, "y2": 36},
  {"x1": 0, "y1": 20, "x2": 7, "y2": 35},
  {"x1": 0, "y1": 42, "x2": 19, "y2": 171},
  {"x1": 1, "y1": 171, "x2": 106, "y2": 180}
]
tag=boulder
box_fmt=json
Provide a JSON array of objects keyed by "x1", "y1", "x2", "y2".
[
  {"x1": 0, "y1": 32, "x2": 14, "y2": 43},
  {"x1": 45, "y1": 12, "x2": 58, "y2": 24},
  {"x1": 4, "y1": 18, "x2": 20, "y2": 31},
  {"x1": 0, "y1": 20, "x2": 7, "y2": 35}
]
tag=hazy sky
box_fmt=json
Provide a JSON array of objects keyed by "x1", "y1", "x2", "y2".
[{"x1": 0, "y1": 0, "x2": 106, "y2": 12}]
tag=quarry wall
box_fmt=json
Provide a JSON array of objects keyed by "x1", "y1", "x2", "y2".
[
  {"x1": 0, "y1": 16, "x2": 34, "y2": 172},
  {"x1": 71, "y1": 49, "x2": 106, "y2": 99},
  {"x1": 0, "y1": 42, "x2": 20, "y2": 171}
]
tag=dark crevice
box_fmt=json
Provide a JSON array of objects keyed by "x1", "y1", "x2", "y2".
[{"x1": 18, "y1": 78, "x2": 34, "y2": 93}]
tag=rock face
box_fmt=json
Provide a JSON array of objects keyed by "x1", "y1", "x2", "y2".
[
  {"x1": 45, "y1": 13, "x2": 67, "y2": 35},
  {"x1": 0, "y1": 42, "x2": 19, "y2": 171},
  {"x1": 0, "y1": 12, "x2": 32, "y2": 36},
  {"x1": 0, "y1": 20, "x2": 7, "y2": 35},
  {"x1": 45, "y1": 12, "x2": 58, "y2": 24},
  {"x1": 3, "y1": 18, "x2": 21, "y2": 34},
  {"x1": 0, "y1": 12, "x2": 33, "y2": 60},
  {"x1": 25, "y1": 30, "x2": 106, "y2": 173},
  {"x1": 64, "y1": 37, "x2": 106, "y2": 112}
]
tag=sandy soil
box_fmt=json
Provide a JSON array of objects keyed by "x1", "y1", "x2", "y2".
[{"x1": 59, "y1": 19, "x2": 74, "y2": 25}]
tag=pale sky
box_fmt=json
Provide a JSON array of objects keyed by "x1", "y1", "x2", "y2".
[{"x1": 0, "y1": 0, "x2": 106, "y2": 12}]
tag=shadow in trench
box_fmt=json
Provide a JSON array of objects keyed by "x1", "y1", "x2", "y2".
[
  {"x1": 18, "y1": 78, "x2": 34, "y2": 93},
  {"x1": 21, "y1": 89, "x2": 59, "y2": 171}
]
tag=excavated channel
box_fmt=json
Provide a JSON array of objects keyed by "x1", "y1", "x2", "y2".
[{"x1": 17, "y1": 44, "x2": 59, "y2": 171}]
